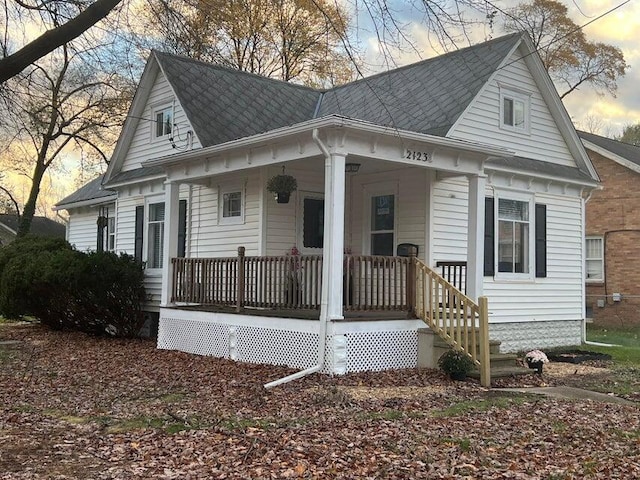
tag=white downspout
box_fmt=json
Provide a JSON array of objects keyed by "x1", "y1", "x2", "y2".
[{"x1": 264, "y1": 129, "x2": 330, "y2": 388}]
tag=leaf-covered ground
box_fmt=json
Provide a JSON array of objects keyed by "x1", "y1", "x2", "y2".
[{"x1": 1, "y1": 323, "x2": 638, "y2": 479}]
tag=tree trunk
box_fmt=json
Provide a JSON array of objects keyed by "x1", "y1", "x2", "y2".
[{"x1": 16, "y1": 164, "x2": 46, "y2": 238}]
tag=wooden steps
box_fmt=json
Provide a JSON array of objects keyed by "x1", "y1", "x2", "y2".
[{"x1": 432, "y1": 335, "x2": 531, "y2": 379}]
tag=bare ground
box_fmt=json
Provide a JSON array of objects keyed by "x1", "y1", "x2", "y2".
[{"x1": 1, "y1": 323, "x2": 638, "y2": 479}]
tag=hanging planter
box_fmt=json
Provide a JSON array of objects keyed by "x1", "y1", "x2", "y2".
[{"x1": 266, "y1": 170, "x2": 297, "y2": 204}]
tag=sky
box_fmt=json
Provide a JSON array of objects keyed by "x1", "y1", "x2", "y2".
[{"x1": 357, "y1": 0, "x2": 638, "y2": 137}]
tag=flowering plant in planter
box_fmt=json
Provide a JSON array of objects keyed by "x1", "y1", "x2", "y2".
[
  {"x1": 524, "y1": 349, "x2": 549, "y2": 364},
  {"x1": 266, "y1": 174, "x2": 297, "y2": 203},
  {"x1": 524, "y1": 349, "x2": 548, "y2": 374}
]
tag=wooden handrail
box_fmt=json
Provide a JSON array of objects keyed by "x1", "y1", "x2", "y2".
[{"x1": 415, "y1": 259, "x2": 490, "y2": 387}]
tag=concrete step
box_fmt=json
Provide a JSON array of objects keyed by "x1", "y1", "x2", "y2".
[
  {"x1": 469, "y1": 365, "x2": 532, "y2": 379},
  {"x1": 489, "y1": 353, "x2": 520, "y2": 369}
]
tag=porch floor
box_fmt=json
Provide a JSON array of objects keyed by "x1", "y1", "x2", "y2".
[{"x1": 166, "y1": 304, "x2": 416, "y2": 321}]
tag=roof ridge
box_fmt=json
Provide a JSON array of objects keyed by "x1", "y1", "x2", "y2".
[
  {"x1": 323, "y1": 32, "x2": 522, "y2": 94},
  {"x1": 153, "y1": 50, "x2": 321, "y2": 94}
]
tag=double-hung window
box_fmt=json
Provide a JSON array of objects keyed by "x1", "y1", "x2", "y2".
[
  {"x1": 497, "y1": 198, "x2": 531, "y2": 274},
  {"x1": 500, "y1": 87, "x2": 530, "y2": 133},
  {"x1": 147, "y1": 202, "x2": 165, "y2": 269},
  {"x1": 585, "y1": 236, "x2": 604, "y2": 282},
  {"x1": 153, "y1": 105, "x2": 173, "y2": 139},
  {"x1": 484, "y1": 193, "x2": 547, "y2": 280},
  {"x1": 107, "y1": 217, "x2": 116, "y2": 252}
]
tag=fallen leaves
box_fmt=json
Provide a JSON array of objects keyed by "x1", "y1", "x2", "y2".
[{"x1": 0, "y1": 322, "x2": 638, "y2": 479}]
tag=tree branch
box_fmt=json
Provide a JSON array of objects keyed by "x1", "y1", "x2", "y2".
[{"x1": 0, "y1": 0, "x2": 124, "y2": 83}]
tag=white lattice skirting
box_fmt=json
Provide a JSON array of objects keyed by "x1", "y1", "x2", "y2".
[{"x1": 158, "y1": 308, "x2": 423, "y2": 374}]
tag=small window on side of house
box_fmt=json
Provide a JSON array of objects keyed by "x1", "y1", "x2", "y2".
[
  {"x1": 153, "y1": 105, "x2": 173, "y2": 139},
  {"x1": 585, "y1": 236, "x2": 604, "y2": 282},
  {"x1": 500, "y1": 87, "x2": 530, "y2": 133},
  {"x1": 219, "y1": 185, "x2": 244, "y2": 225},
  {"x1": 107, "y1": 216, "x2": 116, "y2": 252},
  {"x1": 147, "y1": 202, "x2": 165, "y2": 269}
]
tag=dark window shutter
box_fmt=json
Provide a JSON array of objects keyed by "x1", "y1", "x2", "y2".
[
  {"x1": 535, "y1": 203, "x2": 547, "y2": 278},
  {"x1": 96, "y1": 223, "x2": 104, "y2": 252},
  {"x1": 134, "y1": 205, "x2": 144, "y2": 261},
  {"x1": 484, "y1": 197, "x2": 495, "y2": 276},
  {"x1": 177, "y1": 199, "x2": 187, "y2": 257}
]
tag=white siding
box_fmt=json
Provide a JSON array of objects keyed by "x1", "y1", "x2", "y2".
[
  {"x1": 67, "y1": 207, "x2": 100, "y2": 252},
  {"x1": 449, "y1": 45, "x2": 576, "y2": 167},
  {"x1": 189, "y1": 174, "x2": 261, "y2": 257},
  {"x1": 431, "y1": 177, "x2": 584, "y2": 323},
  {"x1": 264, "y1": 166, "x2": 428, "y2": 259},
  {"x1": 120, "y1": 71, "x2": 202, "y2": 173},
  {"x1": 431, "y1": 176, "x2": 469, "y2": 264},
  {"x1": 484, "y1": 193, "x2": 584, "y2": 323}
]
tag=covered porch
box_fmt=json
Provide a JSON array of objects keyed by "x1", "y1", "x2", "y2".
[{"x1": 148, "y1": 118, "x2": 498, "y2": 384}]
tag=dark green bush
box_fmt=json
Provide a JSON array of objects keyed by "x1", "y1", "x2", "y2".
[{"x1": 0, "y1": 237, "x2": 146, "y2": 337}]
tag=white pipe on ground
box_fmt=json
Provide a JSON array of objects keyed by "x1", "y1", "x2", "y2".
[{"x1": 264, "y1": 128, "x2": 331, "y2": 389}]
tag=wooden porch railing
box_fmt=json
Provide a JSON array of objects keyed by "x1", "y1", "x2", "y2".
[
  {"x1": 415, "y1": 259, "x2": 490, "y2": 387},
  {"x1": 171, "y1": 248, "x2": 414, "y2": 313}
]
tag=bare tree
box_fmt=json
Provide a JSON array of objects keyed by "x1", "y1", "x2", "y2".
[
  {"x1": 503, "y1": 0, "x2": 627, "y2": 99},
  {"x1": 1, "y1": 43, "x2": 126, "y2": 236}
]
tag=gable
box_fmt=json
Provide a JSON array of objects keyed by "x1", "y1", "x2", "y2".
[
  {"x1": 448, "y1": 43, "x2": 577, "y2": 168},
  {"x1": 118, "y1": 68, "x2": 203, "y2": 173},
  {"x1": 317, "y1": 34, "x2": 521, "y2": 136}
]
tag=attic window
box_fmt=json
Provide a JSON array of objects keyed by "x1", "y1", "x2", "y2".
[
  {"x1": 154, "y1": 105, "x2": 173, "y2": 138},
  {"x1": 500, "y1": 88, "x2": 530, "y2": 133}
]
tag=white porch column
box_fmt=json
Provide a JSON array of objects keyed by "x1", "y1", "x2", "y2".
[
  {"x1": 161, "y1": 181, "x2": 180, "y2": 307},
  {"x1": 466, "y1": 174, "x2": 486, "y2": 301},
  {"x1": 320, "y1": 152, "x2": 347, "y2": 320}
]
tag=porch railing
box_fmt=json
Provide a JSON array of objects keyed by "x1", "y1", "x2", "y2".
[
  {"x1": 415, "y1": 259, "x2": 490, "y2": 387},
  {"x1": 171, "y1": 248, "x2": 414, "y2": 312}
]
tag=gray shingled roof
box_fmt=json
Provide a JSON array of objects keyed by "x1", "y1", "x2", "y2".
[
  {"x1": 0, "y1": 214, "x2": 66, "y2": 238},
  {"x1": 55, "y1": 175, "x2": 115, "y2": 208},
  {"x1": 486, "y1": 156, "x2": 596, "y2": 183},
  {"x1": 156, "y1": 53, "x2": 320, "y2": 147},
  {"x1": 107, "y1": 166, "x2": 165, "y2": 185},
  {"x1": 317, "y1": 34, "x2": 521, "y2": 135},
  {"x1": 577, "y1": 130, "x2": 640, "y2": 167},
  {"x1": 155, "y1": 33, "x2": 521, "y2": 145}
]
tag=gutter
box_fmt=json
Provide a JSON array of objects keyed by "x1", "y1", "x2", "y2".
[{"x1": 263, "y1": 128, "x2": 331, "y2": 389}]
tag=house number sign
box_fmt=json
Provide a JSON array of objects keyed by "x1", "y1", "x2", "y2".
[{"x1": 404, "y1": 149, "x2": 430, "y2": 162}]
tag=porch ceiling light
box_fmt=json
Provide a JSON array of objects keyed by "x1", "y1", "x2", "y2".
[{"x1": 345, "y1": 162, "x2": 361, "y2": 173}]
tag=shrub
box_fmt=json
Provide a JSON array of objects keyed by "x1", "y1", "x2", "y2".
[
  {"x1": 0, "y1": 237, "x2": 146, "y2": 337},
  {"x1": 438, "y1": 349, "x2": 475, "y2": 380}
]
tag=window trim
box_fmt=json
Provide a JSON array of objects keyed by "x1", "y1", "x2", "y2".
[
  {"x1": 494, "y1": 190, "x2": 535, "y2": 281},
  {"x1": 296, "y1": 191, "x2": 325, "y2": 254},
  {"x1": 585, "y1": 235, "x2": 604, "y2": 283},
  {"x1": 499, "y1": 86, "x2": 531, "y2": 134},
  {"x1": 218, "y1": 184, "x2": 245, "y2": 225},
  {"x1": 151, "y1": 103, "x2": 174, "y2": 142},
  {"x1": 144, "y1": 196, "x2": 165, "y2": 272}
]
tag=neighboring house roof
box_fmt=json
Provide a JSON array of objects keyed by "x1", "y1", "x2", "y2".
[
  {"x1": 577, "y1": 130, "x2": 640, "y2": 173},
  {"x1": 0, "y1": 214, "x2": 66, "y2": 238},
  {"x1": 54, "y1": 175, "x2": 116, "y2": 210}
]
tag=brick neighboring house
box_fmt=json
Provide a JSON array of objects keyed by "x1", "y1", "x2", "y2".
[
  {"x1": 0, "y1": 214, "x2": 66, "y2": 246},
  {"x1": 578, "y1": 130, "x2": 640, "y2": 326}
]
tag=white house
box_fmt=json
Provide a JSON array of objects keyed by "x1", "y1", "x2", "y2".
[{"x1": 55, "y1": 33, "x2": 599, "y2": 386}]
